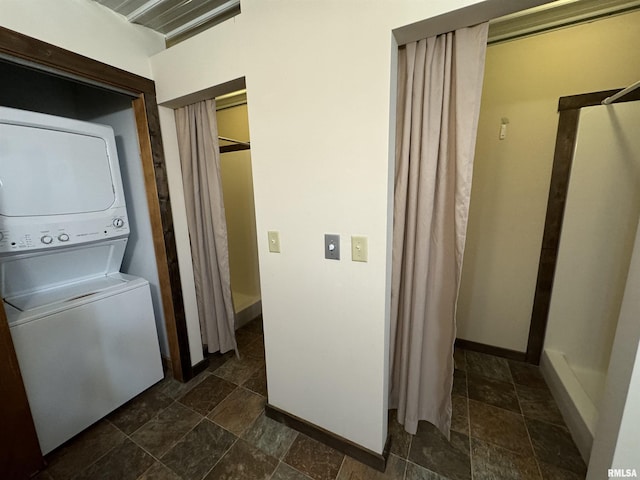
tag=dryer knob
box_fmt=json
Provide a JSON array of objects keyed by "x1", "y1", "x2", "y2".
[
  {"x1": 41, "y1": 235, "x2": 53, "y2": 245},
  {"x1": 113, "y1": 218, "x2": 124, "y2": 228},
  {"x1": 58, "y1": 233, "x2": 70, "y2": 242}
]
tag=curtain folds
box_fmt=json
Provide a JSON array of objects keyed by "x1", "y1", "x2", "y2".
[
  {"x1": 175, "y1": 99, "x2": 237, "y2": 355},
  {"x1": 389, "y1": 23, "x2": 489, "y2": 437}
]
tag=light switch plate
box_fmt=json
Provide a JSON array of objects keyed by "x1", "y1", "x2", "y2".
[
  {"x1": 268, "y1": 231, "x2": 280, "y2": 253},
  {"x1": 325, "y1": 234, "x2": 340, "y2": 260},
  {"x1": 351, "y1": 236, "x2": 368, "y2": 262}
]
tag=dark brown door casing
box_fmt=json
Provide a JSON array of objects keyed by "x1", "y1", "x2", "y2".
[{"x1": 0, "y1": 25, "x2": 195, "y2": 477}]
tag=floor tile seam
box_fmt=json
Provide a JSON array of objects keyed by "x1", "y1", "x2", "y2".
[
  {"x1": 468, "y1": 397, "x2": 523, "y2": 417},
  {"x1": 176, "y1": 396, "x2": 211, "y2": 419},
  {"x1": 404, "y1": 458, "x2": 446, "y2": 479},
  {"x1": 210, "y1": 370, "x2": 246, "y2": 387},
  {"x1": 466, "y1": 382, "x2": 474, "y2": 480},
  {"x1": 532, "y1": 455, "x2": 545, "y2": 480},
  {"x1": 520, "y1": 411, "x2": 568, "y2": 429},
  {"x1": 236, "y1": 382, "x2": 265, "y2": 397},
  {"x1": 520, "y1": 410, "x2": 570, "y2": 430},
  {"x1": 334, "y1": 454, "x2": 347, "y2": 480},
  {"x1": 45, "y1": 414, "x2": 154, "y2": 479},
  {"x1": 150, "y1": 415, "x2": 214, "y2": 464},
  {"x1": 513, "y1": 380, "x2": 551, "y2": 391},
  {"x1": 179, "y1": 371, "x2": 215, "y2": 395},
  {"x1": 401, "y1": 452, "x2": 409, "y2": 480},
  {"x1": 124, "y1": 398, "x2": 185, "y2": 438},
  {"x1": 63, "y1": 441, "x2": 131, "y2": 480},
  {"x1": 197, "y1": 435, "x2": 241, "y2": 480},
  {"x1": 467, "y1": 432, "x2": 536, "y2": 459},
  {"x1": 180, "y1": 382, "x2": 238, "y2": 417},
  {"x1": 466, "y1": 371, "x2": 516, "y2": 388},
  {"x1": 205, "y1": 384, "x2": 255, "y2": 424},
  {"x1": 207, "y1": 412, "x2": 253, "y2": 438}
]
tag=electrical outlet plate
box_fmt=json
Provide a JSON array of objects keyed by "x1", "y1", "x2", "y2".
[
  {"x1": 351, "y1": 236, "x2": 368, "y2": 262},
  {"x1": 324, "y1": 234, "x2": 340, "y2": 260},
  {"x1": 268, "y1": 231, "x2": 280, "y2": 253}
]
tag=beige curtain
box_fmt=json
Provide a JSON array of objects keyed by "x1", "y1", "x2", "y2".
[
  {"x1": 389, "y1": 23, "x2": 489, "y2": 437},
  {"x1": 175, "y1": 99, "x2": 237, "y2": 355}
]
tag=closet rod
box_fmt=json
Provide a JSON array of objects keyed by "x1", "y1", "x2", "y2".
[
  {"x1": 218, "y1": 135, "x2": 250, "y2": 147},
  {"x1": 602, "y1": 79, "x2": 640, "y2": 105}
]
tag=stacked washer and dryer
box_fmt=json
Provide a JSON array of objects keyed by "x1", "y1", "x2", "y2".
[{"x1": 0, "y1": 106, "x2": 164, "y2": 455}]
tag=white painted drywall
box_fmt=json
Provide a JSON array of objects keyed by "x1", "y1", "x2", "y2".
[
  {"x1": 157, "y1": 106, "x2": 204, "y2": 367},
  {"x1": 587, "y1": 188, "x2": 640, "y2": 479},
  {"x1": 149, "y1": 0, "x2": 549, "y2": 454},
  {"x1": 544, "y1": 102, "x2": 640, "y2": 410},
  {"x1": 457, "y1": 10, "x2": 640, "y2": 352},
  {"x1": 0, "y1": 0, "x2": 164, "y2": 78}
]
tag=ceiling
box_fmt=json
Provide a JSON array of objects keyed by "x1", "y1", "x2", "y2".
[
  {"x1": 93, "y1": 0, "x2": 240, "y2": 46},
  {"x1": 92, "y1": 0, "x2": 640, "y2": 47},
  {"x1": 488, "y1": 0, "x2": 640, "y2": 43}
]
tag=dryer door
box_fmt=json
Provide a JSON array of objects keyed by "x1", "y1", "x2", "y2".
[{"x1": 0, "y1": 123, "x2": 115, "y2": 216}]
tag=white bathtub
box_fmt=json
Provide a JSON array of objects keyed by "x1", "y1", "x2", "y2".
[{"x1": 540, "y1": 349, "x2": 601, "y2": 463}]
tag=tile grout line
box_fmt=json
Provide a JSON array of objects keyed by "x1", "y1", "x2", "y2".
[
  {"x1": 464, "y1": 349, "x2": 475, "y2": 480},
  {"x1": 513, "y1": 373, "x2": 545, "y2": 480},
  {"x1": 198, "y1": 435, "x2": 241, "y2": 480},
  {"x1": 334, "y1": 455, "x2": 347, "y2": 480}
]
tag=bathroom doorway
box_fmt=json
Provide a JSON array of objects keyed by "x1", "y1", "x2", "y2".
[{"x1": 215, "y1": 90, "x2": 262, "y2": 329}]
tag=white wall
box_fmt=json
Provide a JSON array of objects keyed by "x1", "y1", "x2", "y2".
[
  {"x1": 588, "y1": 211, "x2": 640, "y2": 480},
  {"x1": 0, "y1": 0, "x2": 164, "y2": 78},
  {"x1": 217, "y1": 104, "x2": 261, "y2": 309},
  {"x1": 149, "y1": 0, "x2": 547, "y2": 454},
  {"x1": 457, "y1": 10, "x2": 640, "y2": 352},
  {"x1": 544, "y1": 102, "x2": 640, "y2": 406}
]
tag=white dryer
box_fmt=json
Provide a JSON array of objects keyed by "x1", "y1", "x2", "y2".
[{"x1": 0, "y1": 107, "x2": 164, "y2": 454}]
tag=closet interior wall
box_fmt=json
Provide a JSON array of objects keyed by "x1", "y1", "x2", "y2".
[{"x1": 216, "y1": 99, "x2": 261, "y2": 328}]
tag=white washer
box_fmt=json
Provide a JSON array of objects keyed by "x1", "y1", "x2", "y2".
[{"x1": 5, "y1": 272, "x2": 163, "y2": 455}]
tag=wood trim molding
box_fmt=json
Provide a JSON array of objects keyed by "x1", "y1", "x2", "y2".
[
  {"x1": 0, "y1": 306, "x2": 44, "y2": 479},
  {"x1": 0, "y1": 26, "x2": 196, "y2": 475},
  {"x1": 455, "y1": 339, "x2": 526, "y2": 362},
  {"x1": 0, "y1": 27, "x2": 153, "y2": 94},
  {"x1": 265, "y1": 404, "x2": 390, "y2": 472},
  {"x1": 220, "y1": 143, "x2": 250, "y2": 154},
  {"x1": 133, "y1": 97, "x2": 190, "y2": 381},
  {"x1": 0, "y1": 25, "x2": 192, "y2": 382},
  {"x1": 526, "y1": 86, "x2": 640, "y2": 364}
]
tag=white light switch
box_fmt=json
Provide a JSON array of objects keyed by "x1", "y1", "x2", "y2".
[
  {"x1": 268, "y1": 231, "x2": 281, "y2": 253},
  {"x1": 351, "y1": 236, "x2": 368, "y2": 262}
]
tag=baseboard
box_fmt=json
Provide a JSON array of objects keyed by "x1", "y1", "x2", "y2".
[
  {"x1": 455, "y1": 338, "x2": 527, "y2": 362},
  {"x1": 190, "y1": 357, "x2": 210, "y2": 377},
  {"x1": 265, "y1": 404, "x2": 389, "y2": 472},
  {"x1": 161, "y1": 355, "x2": 172, "y2": 373}
]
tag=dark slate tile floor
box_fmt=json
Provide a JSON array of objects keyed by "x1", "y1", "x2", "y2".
[{"x1": 34, "y1": 320, "x2": 587, "y2": 480}]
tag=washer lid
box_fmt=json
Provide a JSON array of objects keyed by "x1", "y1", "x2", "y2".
[
  {"x1": 0, "y1": 123, "x2": 115, "y2": 217},
  {"x1": 4, "y1": 275, "x2": 127, "y2": 313}
]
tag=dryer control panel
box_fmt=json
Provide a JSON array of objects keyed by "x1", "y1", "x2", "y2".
[{"x1": 0, "y1": 207, "x2": 129, "y2": 254}]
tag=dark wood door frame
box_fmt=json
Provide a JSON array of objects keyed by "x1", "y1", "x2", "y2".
[
  {"x1": 525, "y1": 87, "x2": 640, "y2": 364},
  {"x1": 0, "y1": 26, "x2": 197, "y2": 477}
]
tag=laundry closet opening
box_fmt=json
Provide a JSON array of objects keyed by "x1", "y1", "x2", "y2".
[
  {"x1": 215, "y1": 90, "x2": 261, "y2": 329},
  {"x1": 0, "y1": 59, "x2": 170, "y2": 358}
]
